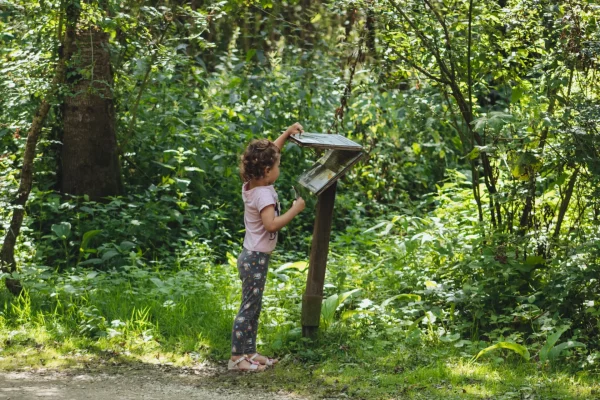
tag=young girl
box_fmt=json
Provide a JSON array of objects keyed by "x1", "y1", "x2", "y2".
[{"x1": 228, "y1": 122, "x2": 306, "y2": 372}]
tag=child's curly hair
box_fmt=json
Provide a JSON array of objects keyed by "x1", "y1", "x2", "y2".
[{"x1": 240, "y1": 139, "x2": 281, "y2": 182}]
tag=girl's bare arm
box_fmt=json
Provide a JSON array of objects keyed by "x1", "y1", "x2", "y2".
[
  {"x1": 260, "y1": 198, "x2": 306, "y2": 233},
  {"x1": 273, "y1": 122, "x2": 304, "y2": 150}
]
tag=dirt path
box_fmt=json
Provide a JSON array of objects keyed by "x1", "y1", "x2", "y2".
[{"x1": 0, "y1": 365, "x2": 306, "y2": 400}]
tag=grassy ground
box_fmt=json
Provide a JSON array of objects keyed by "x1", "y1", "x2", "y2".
[
  {"x1": 1, "y1": 322, "x2": 599, "y2": 399},
  {"x1": 261, "y1": 354, "x2": 600, "y2": 399},
  {"x1": 1, "y1": 249, "x2": 599, "y2": 399}
]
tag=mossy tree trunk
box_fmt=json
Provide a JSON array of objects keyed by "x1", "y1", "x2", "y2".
[{"x1": 60, "y1": 26, "x2": 122, "y2": 200}]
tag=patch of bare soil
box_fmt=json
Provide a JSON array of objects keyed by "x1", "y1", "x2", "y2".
[{"x1": 0, "y1": 363, "x2": 306, "y2": 400}]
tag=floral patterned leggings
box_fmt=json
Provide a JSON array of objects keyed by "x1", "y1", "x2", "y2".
[{"x1": 231, "y1": 248, "x2": 270, "y2": 356}]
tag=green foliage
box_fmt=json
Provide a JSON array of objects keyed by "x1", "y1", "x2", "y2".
[
  {"x1": 320, "y1": 288, "x2": 361, "y2": 329},
  {"x1": 51, "y1": 222, "x2": 71, "y2": 240},
  {"x1": 539, "y1": 325, "x2": 587, "y2": 365},
  {"x1": 1, "y1": 0, "x2": 600, "y2": 387},
  {"x1": 473, "y1": 341, "x2": 530, "y2": 362}
]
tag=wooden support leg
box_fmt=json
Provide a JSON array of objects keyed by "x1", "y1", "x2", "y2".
[{"x1": 302, "y1": 182, "x2": 337, "y2": 339}]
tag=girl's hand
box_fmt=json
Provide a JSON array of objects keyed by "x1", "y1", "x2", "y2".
[
  {"x1": 292, "y1": 197, "x2": 306, "y2": 213},
  {"x1": 274, "y1": 122, "x2": 304, "y2": 150},
  {"x1": 285, "y1": 122, "x2": 304, "y2": 136}
]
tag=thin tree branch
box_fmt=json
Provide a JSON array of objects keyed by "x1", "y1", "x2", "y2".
[
  {"x1": 467, "y1": 0, "x2": 474, "y2": 117},
  {"x1": 442, "y1": 89, "x2": 469, "y2": 146},
  {"x1": 421, "y1": 0, "x2": 457, "y2": 80},
  {"x1": 119, "y1": 20, "x2": 171, "y2": 154},
  {"x1": 387, "y1": 0, "x2": 452, "y2": 80},
  {"x1": 390, "y1": 48, "x2": 451, "y2": 85}
]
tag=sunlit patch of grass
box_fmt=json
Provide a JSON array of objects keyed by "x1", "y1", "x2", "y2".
[
  {"x1": 0, "y1": 321, "x2": 204, "y2": 371},
  {"x1": 1, "y1": 295, "x2": 599, "y2": 400},
  {"x1": 0, "y1": 262, "x2": 239, "y2": 370},
  {"x1": 0, "y1": 325, "x2": 94, "y2": 370},
  {"x1": 1, "y1": 255, "x2": 599, "y2": 400},
  {"x1": 241, "y1": 343, "x2": 600, "y2": 400}
]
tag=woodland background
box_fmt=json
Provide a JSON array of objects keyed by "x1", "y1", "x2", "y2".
[{"x1": 1, "y1": 1, "x2": 599, "y2": 398}]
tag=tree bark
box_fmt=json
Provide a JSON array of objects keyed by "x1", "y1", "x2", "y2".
[
  {"x1": 519, "y1": 96, "x2": 557, "y2": 231},
  {"x1": 366, "y1": 3, "x2": 377, "y2": 58},
  {"x1": 60, "y1": 25, "x2": 122, "y2": 200},
  {"x1": 344, "y1": 7, "x2": 357, "y2": 42},
  {"x1": 553, "y1": 168, "x2": 579, "y2": 239},
  {"x1": 0, "y1": 1, "x2": 80, "y2": 296}
]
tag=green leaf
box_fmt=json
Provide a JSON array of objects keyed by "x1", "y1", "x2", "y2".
[
  {"x1": 51, "y1": 222, "x2": 71, "y2": 240},
  {"x1": 473, "y1": 342, "x2": 530, "y2": 362},
  {"x1": 407, "y1": 315, "x2": 425, "y2": 332},
  {"x1": 472, "y1": 112, "x2": 513, "y2": 132},
  {"x1": 101, "y1": 249, "x2": 120, "y2": 261},
  {"x1": 540, "y1": 325, "x2": 569, "y2": 363},
  {"x1": 378, "y1": 222, "x2": 394, "y2": 236},
  {"x1": 152, "y1": 161, "x2": 176, "y2": 170},
  {"x1": 381, "y1": 294, "x2": 421, "y2": 308},
  {"x1": 184, "y1": 166, "x2": 205, "y2": 173},
  {"x1": 78, "y1": 258, "x2": 102, "y2": 265},
  {"x1": 511, "y1": 85, "x2": 524, "y2": 103},
  {"x1": 86, "y1": 272, "x2": 99, "y2": 279},
  {"x1": 119, "y1": 241, "x2": 136, "y2": 251},
  {"x1": 320, "y1": 294, "x2": 339, "y2": 326},
  {"x1": 287, "y1": 327, "x2": 302, "y2": 339},
  {"x1": 440, "y1": 333, "x2": 461, "y2": 342},
  {"x1": 227, "y1": 252, "x2": 237, "y2": 267},
  {"x1": 364, "y1": 221, "x2": 387, "y2": 233},
  {"x1": 338, "y1": 288, "x2": 361, "y2": 305},
  {"x1": 340, "y1": 309, "x2": 375, "y2": 321},
  {"x1": 274, "y1": 261, "x2": 308, "y2": 273},
  {"x1": 412, "y1": 142, "x2": 421, "y2": 155},
  {"x1": 525, "y1": 255, "x2": 545, "y2": 266},
  {"x1": 547, "y1": 341, "x2": 586, "y2": 362},
  {"x1": 321, "y1": 289, "x2": 361, "y2": 327},
  {"x1": 467, "y1": 147, "x2": 480, "y2": 160},
  {"x1": 81, "y1": 230, "x2": 101, "y2": 252},
  {"x1": 150, "y1": 278, "x2": 165, "y2": 288}
]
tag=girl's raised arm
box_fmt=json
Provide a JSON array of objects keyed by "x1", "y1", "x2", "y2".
[{"x1": 273, "y1": 122, "x2": 304, "y2": 150}]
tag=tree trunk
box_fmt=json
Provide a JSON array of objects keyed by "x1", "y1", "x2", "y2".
[
  {"x1": 553, "y1": 168, "x2": 579, "y2": 239},
  {"x1": 60, "y1": 26, "x2": 122, "y2": 200},
  {"x1": 300, "y1": 0, "x2": 314, "y2": 46},
  {"x1": 1, "y1": 1, "x2": 80, "y2": 296},
  {"x1": 519, "y1": 96, "x2": 557, "y2": 231},
  {"x1": 0, "y1": 103, "x2": 52, "y2": 296},
  {"x1": 366, "y1": 4, "x2": 377, "y2": 58},
  {"x1": 344, "y1": 7, "x2": 357, "y2": 42}
]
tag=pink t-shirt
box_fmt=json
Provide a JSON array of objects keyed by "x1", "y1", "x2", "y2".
[{"x1": 242, "y1": 182, "x2": 280, "y2": 253}]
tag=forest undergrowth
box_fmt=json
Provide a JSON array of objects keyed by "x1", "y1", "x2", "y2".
[{"x1": 2, "y1": 1, "x2": 600, "y2": 398}]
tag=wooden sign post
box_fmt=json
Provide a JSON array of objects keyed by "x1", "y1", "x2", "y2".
[
  {"x1": 289, "y1": 133, "x2": 363, "y2": 339},
  {"x1": 301, "y1": 182, "x2": 337, "y2": 339}
]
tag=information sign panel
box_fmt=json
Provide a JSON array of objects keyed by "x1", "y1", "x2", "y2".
[
  {"x1": 297, "y1": 149, "x2": 363, "y2": 195},
  {"x1": 289, "y1": 133, "x2": 363, "y2": 151}
]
